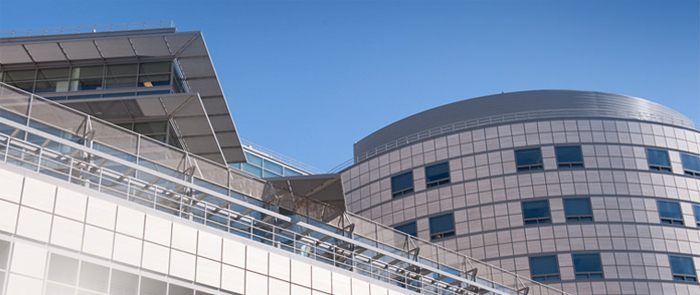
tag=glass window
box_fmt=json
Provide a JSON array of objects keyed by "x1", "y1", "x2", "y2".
[
  {"x1": 529, "y1": 255, "x2": 560, "y2": 281},
  {"x1": 425, "y1": 162, "x2": 450, "y2": 187},
  {"x1": 670, "y1": 255, "x2": 697, "y2": 281},
  {"x1": 647, "y1": 148, "x2": 671, "y2": 172},
  {"x1": 140, "y1": 277, "x2": 166, "y2": 295},
  {"x1": 79, "y1": 261, "x2": 109, "y2": 292},
  {"x1": 241, "y1": 163, "x2": 263, "y2": 177},
  {"x1": 48, "y1": 254, "x2": 79, "y2": 285},
  {"x1": 106, "y1": 64, "x2": 138, "y2": 76},
  {"x1": 168, "y1": 284, "x2": 194, "y2": 295},
  {"x1": 37, "y1": 67, "x2": 70, "y2": 80},
  {"x1": 395, "y1": 222, "x2": 417, "y2": 237},
  {"x1": 263, "y1": 159, "x2": 284, "y2": 175},
  {"x1": 110, "y1": 269, "x2": 138, "y2": 295},
  {"x1": 522, "y1": 200, "x2": 551, "y2": 224},
  {"x1": 694, "y1": 205, "x2": 700, "y2": 228},
  {"x1": 133, "y1": 121, "x2": 167, "y2": 135},
  {"x1": 573, "y1": 253, "x2": 603, "y2": 279},
  {"x1": 139, "y1": 61, "x2": 171, "y2": 74},
  {"x1": 515, "y1": 148, "x2": 543, "y2": 171},
  {"x1": 681, "y1": 153, "x2": 700, "y2": 177},
  {"x1": 555, "y1": 146, "x2": 583, "y2": 168},
  {"x1": 105, "y1": 76, "x2": 136, "y2": 88},
  {"x1": 429, "y1": 213, "x2": 455, "y2": 240},
  {"x1": 658, "y1": 200, "x2": 683, "y2": 225},
  {"x1": 139, "y1": 74, "x2": 170, "y2": 87},
  {"x1": 246, "y1": 153, "x2": 263, "y2": 167},
  {"x1": 71, "y1": 66, "x2": 104, "y2": 78},
  {"x1": 391, "y1": 171, "x2": 414, "y2": 197},
  {"x1": 2, "y1": 69, "x2": 35, "y2": 82},
  {"x1": 564, "y1": 198, "x2": 593, "y2": 222}
]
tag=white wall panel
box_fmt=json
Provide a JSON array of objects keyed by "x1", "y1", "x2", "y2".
[
  {"x1": 370, "y1": 284, "x2": 387, "y2": 295},
  {"x1": 196, "y1": 257, "x2": 221, "y2": 287},
  {"x1": 269, "y1": 252, "x2": 290, "y2": 281},
  {"x1": 116, "y1": 206, "x2": 144, "y2": 238},
  {"x1": 171, "y1": 222, "x2": 197, "y2": 253},
  {"x1": 246, "y1": 245, "x2": 268, "y2": 275},
  {"x1": 20, "y1": 177, "x2": 55, "y2": 212},
  {"x1": 312, "y1": 265, "x2": 332, "y2": 293},
  {"x1": 331, "y1": 272, "x2": 351, "y2": 295},
  {"x1": 0, "y1": 200, "x2": 18, "y2": 233},
  {"x1": 86, "y1": 197, "x2": 116, "y2": 230},
  {"x1": 352, "y1": 278, "x2": 370, "y2": 295},
  {"x1": 142, "y1": 241, "x2": 170, "y2": 274},
  {"x1": 16, "y1": 207, "x2": 51, "y2": 242},
  {"x1": 144, "y1": 215, "x2": 171, "y2": 246},
  {"x1": 270, "y1": 277, "x2": 291, "y2": 295},
  {"x1": 10, "y1": 242, "x2": 46, "y2": 278},
  {"x1": 222, "y1": 238, "x2": 246, "y2": 268},
  {"x1": 6, "y1": 273, "x2": 43, "y2": 295},
  {"x1": 221, "y1": 264, "x2": 245, "y2": 294},
  {"x1": 113, "y1": 233, "x2": 142, "y2": 266},
  {"x1": 82, "y1": 225, "x2": 113, "y2": 259},
  {"x1": 169, "y1": 249, "x2": 195, "y2": 281},
  {"x1": 0, "y1": 169, "x2": 23, "y2": 203},
  {"x1": 291, "y1": 260, "x2": 311, "y2": 288},
  {"x1": 246, "y1": 270, "x2": 268, "y2": 295},
  {"x1": 291, "y1": 284, "x2": 312, "y2": 295},
  {"x1": 50, "y1": 216, "x2": 83, "y2": 251},
  {"x1": 197, "y1": 230, "x2": 222, "y2": 261},
  {"x1": 54, "y1": 187, "x2": 87, "y2": 221}
]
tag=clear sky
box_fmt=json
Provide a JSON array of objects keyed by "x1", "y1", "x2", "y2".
[{"x1": 1, "y1": 0, "x2": 698, "y2": 172}]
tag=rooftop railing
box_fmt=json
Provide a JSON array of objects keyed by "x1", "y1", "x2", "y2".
[
  {"x1": 0, "y1": 21, "x2": 175, "y2": 38},
  {"x1": 355, "y1": 106, "x2": 698, "y2": 163},
  {"x1": 0, "y1": 82, "x2": 569, "y2": 295},
  {"x1": 241, "y1": 139, "x2": 325, "y2": 175}
]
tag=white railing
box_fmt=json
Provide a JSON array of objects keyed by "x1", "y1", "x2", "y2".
[{"x1": 0, "y1": 21, "x2": 175, "y2": 38}]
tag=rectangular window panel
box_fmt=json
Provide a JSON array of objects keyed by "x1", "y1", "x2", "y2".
[
  {"x1": 140, "y1": 277, "x2": 166, "y2": 295},
  {"x1": 168, "y1": 284, "x2": 194, "y2": 295},
  {"x1": 139, "y1": 62, "x2": 172, "y2": 74},
  {"x1": 647, "y1": 148, "x2": 671, "y2": 172},
  {"x1": 395, "y1": 222, "x2": 417, "y2": 237},
  {"x1": 681, "y1": 153, "x2": 700, "y2": 177},
  {"x1": 573, "y1": 253, "x2": 603, "y2": 279},
  {"x1": 0, "y1": 240, "x2": 8, "y2": 271},
  {"x1": 106, "y1": 64, "x2": 138, "y2": 76},
  {"x1": 555, "y1": 146, "x2": 583, "y2": 168},
  {"x1": 425, "y1": 162, "x2": 450, "y2": 187},
  {"x1": 37, "y1": 68, "x2": 70, "y2": 80},
  {"x1": 670, "y1": 256, "x2": 698, "y2": 281},
  {"x1": 2, "y1": 69, "x2": 35, "y2": 82},
  {"x1": 429, "y1": 213, "x2": 455, "y2": 240},
  {"x1": 522, "y1": 200, "x2": 551, "y2": 224},
  {"x1": 72, "y1": 66, "x2": 104, "y2": 78},
  {"x1": 79, "y1": 261, "x2": 110, "y2": 292},
  {"x1": 515, "y1": 148, "x2": 543, "y2": 171},
  {"x1": 564, "y1": 198, "x2": 593, "y2": 222},
  {"x1": 110, "y1": 269, "x2": 138, "y2": 295},
  {"x1": 658, "y1": 200, "x2": 684, "y2": 225},
  {"x1": 694, "y1": 205, "x2": 700, "y2": 228},
  {"x1": 391, "y1": 171, "x2": 414, "y2": 197},
  {"x1": 529, "y1": 255, "x2": 560, "y2": 281},
  {"x1": 105, "y1": 76, "x2": 137, "y2": 88},
  {"x1": 48, "y1": 254, "x2": 79, "y2": 285}
]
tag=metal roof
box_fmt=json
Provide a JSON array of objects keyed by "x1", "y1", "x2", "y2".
[{"x1": 0, "y1": 28, "x2": 246, "y2": 163}]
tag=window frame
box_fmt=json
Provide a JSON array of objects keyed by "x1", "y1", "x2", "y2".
[
  {"x1": 657, "y1": 200, "x2": 684, "y2": 225},
  {"x1": 555, "y1": 145, "x2": 584, "y2": 168},
  {"x1": 646, "y1": 148, "x2": 672, "y2": 172},
  {"x1": 669, "y1": 255, "x2": 698, "y2": 282},
  {"x1": 522, "y1": 200, "x2": 552, "y2": 225},
  {"x1": 515, "y1": 148, "x2": 544, "y2": 171},
  {"x1": 681, "y1": 153, "x2": 700, "y2": 177},
  {"x1": 572, "y1": 253, "x2": 604, "y2": 279},
  {"x1": 425, "y1": 162, "x2": 450, "y2": 188},
  {"x1": 563, "y1": 198, "x2": 593, "y2": 222},
  {"x1": 429, "y1": 213, "x2": 455, "y2": 241},
  {"x1": 529, "y1": 255, "x2": 560, "y2": 282},
  {"x1": 391, "y1": 171, "x2": 414, "y2": 198}
]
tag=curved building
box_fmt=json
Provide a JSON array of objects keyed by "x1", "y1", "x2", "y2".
[{"x1": 342, "y1": 90, "x2": 700, "y2": 295}]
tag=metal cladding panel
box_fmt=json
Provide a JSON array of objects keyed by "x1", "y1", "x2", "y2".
[
  {"x1": 60, "y1": 40, "x2": 102, "y2": 60},
  {"x1": 95, "y1": 38, "x2": 135, "y2": 58},
  {"x1": 24, "y1": 43, "x2": 66, "y2": 62},
  {"x1": 164, "y1": 33, "x2": 196, "y2": 55},
  {"x1": 354, "y1": 90, "x2": 694, "y2": 158},
  {"x1": 130, "y1": 36, "x2": 171, "y2": 56},
  {"x1": 177, "y1": 37, "x2": 208, "y2": 57},
  {"x1": 208, "y1": 115, "x2": 236, "y2": 132},
  {"x1": 0, "y1": 45, "x2": 32, "y2": 64},
  {"x1": 200, "y1": 96, "x2": 230, "y2": 115},
  {"x1": 177, "y1": 57, "x2": 215, "y2": 77},
  {"x1": 187, "y1": 79, "x2": 221, "y2": 97}
]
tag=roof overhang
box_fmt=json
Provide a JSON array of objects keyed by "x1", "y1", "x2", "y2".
[
  {"x1": 266, "y1": 174, "x2": 346, "y2": 210},
  {"x1": 0, "y1": 28, "x2": 246, "y2": 163}
]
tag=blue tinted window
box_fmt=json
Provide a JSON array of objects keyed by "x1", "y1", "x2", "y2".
[
  {"x1": 429, "y1": 213, "x2": 455, "y2": 240},
  {"x1": 240, "y1": 163, "x2": 263, "y2": 177},
  {"x1": 391, "y1": 171, "x2": 414, "y2": 197},
  {"x1": 658, "y1": 200, "x2": 683, "y2": 225},
  {"x1": 573, "y1": 253, "x2": 603, "y2": 279},
  {"x1": 647, "y1": 148, "x2": 671, "y2": 172},
  {"x1": 263, "y1": 159, "x2": 284, "y2": 175},
  {"x1": 425, "y1": 162, "x2": 450, "y2": 187},
  {"x1": 670, "y1": 256, "x2": 697, "y2": 281},
  {"x1": 681, "y1": 154, "x2": 700, "y2": 177},
  {"x1": 530, "y1": 256, "x2": 560, "y2": 281},
  {"x1": 284, "y1": 169, "x2": 302, "y2": 176},
  {"x1": 515, "y1": 148, "x2": 543, "y2": 171},
  {"x1": 522, "y1": 200, "x2": 551, "y2": 224},
  {"x1": 555, "y1": 146, "x2": 583, "y2": 168},
  {"x1": 694, "y1": 205, "x2": 700, "y2": 228},
  {"x1": 564, "y1": 198, "x2": 593, "y2": 222},
  {"x1": 245, "y1": 153, "x2": 263, "y2": 166},
  {"x1": 395, "y1": 222, "x2": 417, "y2": 237}
]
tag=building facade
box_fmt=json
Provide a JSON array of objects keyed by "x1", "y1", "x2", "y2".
[
  {"x1": 0, "y1": 24, "x2": 561, "y2": 295},
  {"x1": 342, "y1": 90, "x2": 700, "y2": 295}
]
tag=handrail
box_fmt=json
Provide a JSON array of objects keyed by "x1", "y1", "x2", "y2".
[
  {"x1": 0, "y1": 20, "x2": 175, "y2": 38},
  {"x1": 241, "y1": 139, "x2": 325, "y2": 175},
  {"x1": 0, "y1": 82, "x2": 570, "y2": 295},
  {"x1": 356, "y1": 107, "x2": 698, "y2": 163}
]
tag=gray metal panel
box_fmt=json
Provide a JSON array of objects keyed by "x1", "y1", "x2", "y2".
[
  {"x1": 354, "y1": 90, "x2": 694, "y2": 158},
  {"x1": 24, "y1": 43, "x2": 66, "y2": 62},
  {"x1": 95, "y1": 38, "x2": 135, "y2": 58},
  {"x1": 130, "y1": 36, "x2": 170, "y2": 56},
  {"x1": 0, "y1": 45, "x2": 32, "y2": 63},
  {"x1": 60, "y1": 40, "x2": 102, "y2": 60}
]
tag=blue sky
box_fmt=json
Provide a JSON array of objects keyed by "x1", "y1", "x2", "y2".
[{"x1": 1, "y1": 0, "x2": 698, "y2": 171}]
